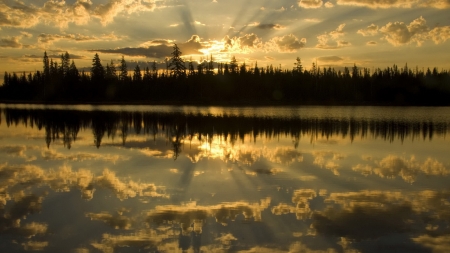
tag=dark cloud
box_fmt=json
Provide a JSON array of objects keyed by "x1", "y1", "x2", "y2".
[
  {"x1": 24, "y1": 54, "x2": 87, "y2": 59},
  {"x1": 317, "y1": 56, "x2": 343, "y2": 62},
  {"x1": 91, "y1": 45, "x2": 173, "y2": 58},
  {"x1": 312, "y1": 202, "x2": 414, "y2": 240},
  {"x1": 256, "y1": 23, "x2": 285, "y2": 30},
  {"x1": 0, "y1": 36, "x2": 22, "y2": 48},
  {"x1": 90, "y1": 35, "x2": 204, "y2": 58}
]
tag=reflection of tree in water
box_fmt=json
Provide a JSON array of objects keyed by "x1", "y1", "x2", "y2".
[{"x1": 2, "y1": 108, "x2": 449, "y2": 151}]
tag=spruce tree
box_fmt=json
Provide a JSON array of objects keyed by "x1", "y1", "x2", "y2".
[
  {"x1": 168, "y1": 44, "x2": 186, "y2": 78},
  {"x1": 133, "y1": 64, "x2": 142, "y2": 82},
  {"x1": 91, "y1": 53, "x2": 105, "y2": 82},
  {"x1": 119, "y1": 56, "x2": 128, "y2": 81}
]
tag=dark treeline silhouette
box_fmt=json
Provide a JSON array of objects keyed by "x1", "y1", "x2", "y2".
[
  {"x1": 1, "y1": 46, "x2": 450, "y2": 105},
  {"x1": 2, "y1": 108, "x2": 448, "y2": 158}
]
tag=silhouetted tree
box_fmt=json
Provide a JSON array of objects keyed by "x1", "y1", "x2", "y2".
[
  {"x1": 133, "y1": 64, "x2": 142, "y2": 82},
  {"x1": 168, "y1": 44, "x2": 186, "y2": 78},
  {"x1": 91, "y1": 53, "x2": 105, "y2": 83},
  {"x1": 294, "y1": 57, "x2": 303, "y2": 73},
  {"x1": 119, "y1": 56, "x2": 128, "y2": 82}
]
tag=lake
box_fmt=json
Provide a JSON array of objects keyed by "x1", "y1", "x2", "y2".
[{"x1": 1, "y1": 104, "x2": 450, "y2": 253}]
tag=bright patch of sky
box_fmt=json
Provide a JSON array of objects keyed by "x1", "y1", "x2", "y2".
[{"x1": 0, "y1": 0, "x2": 449, "y2": 73}]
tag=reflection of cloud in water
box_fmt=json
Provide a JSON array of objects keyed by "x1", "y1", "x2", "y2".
[
  {"x1": 186, "y1": 138, "x2": 302, "y2": 166},
  {"x1": 352, "y1": 164, "x2": 373, "y2": 176},
  {"x1": 0, "y1": 164, "x2": 167, "y2": 202},
  {"x1": 272, "y1": 189, "x2": 317, "y2": 220},
  {"x1": 311, "y1": 190, "x2": 450, "y2": 241},
  {"x1": 22, "y1": 241, "x2": 49, "y2": 251},
  {"x1": 91, "y1": 229, "x2": 170, "y2": 253},
  {"x1": 97, "y1": 169, "x2": 167, "y2": 200},
  {"x1": 86, "y1": 212, "x2": 132, "y2": 230},
  {"x1": 352, "y1": 155, "x2": 449, "y2": 182},
  {"x1": 147, "y1": 199, "x2": 271, "y2": 233},
  {"x1": 215, "y1": 233, "x2": 237, "y2": 246},
  {"x1": 299, "y1": 175, "x2": 317, "y2": 181},
  {"x1": 375, "y1": 155, "x2": 418, "y2": 183},
  {"x1": 313, "y1": 151, "x2": 344, "y2": 175},
  {"x1": 265, "y1": 147, "x2": 303, "y2": 165},
  {"x1": 138, "y1": 147, "x2": 173, "y2": 158},
  {"x1": 413, "y1": 235, "x2": 450, "y2": 253},
  {"x1": 41, "y1": 149, "x2": 129, "y2": 163},
  {"x1": 0, "y1": 145, "x2": 37, "y2": 161},
  {"x1": 237, "y1": 241, "x2": 354, "y2": 253}
]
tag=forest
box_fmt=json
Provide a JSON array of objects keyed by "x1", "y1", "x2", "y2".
[{"x1": 1, "y1": 44, "x2": 450, "y2": 105}]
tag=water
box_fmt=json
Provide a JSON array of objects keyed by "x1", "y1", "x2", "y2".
[{"x1": 0, "y1": 104, "x2": 449, "y2": 253}]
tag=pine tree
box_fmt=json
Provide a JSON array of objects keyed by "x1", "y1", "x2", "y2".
[
  {"x1": 119, "y1": 56, "x2": 128, "y2": 81},
  {"x1": 91, "y1": 53, "x2": 105, "y2": 82},
  {"x1": 60, "y1": 52, "x2": 70, "y2": 77},
  {"x1": 294, "y1": 57, "x2": 303, "y2": 73},
  {"x1": 43, "y1": 51, "x2": 50, "y2": 80},
  {"x1": 254, "y1": 62, "x2": 260, "y2": 76},
  {"x1": 3, "y1": 71, "x2": 9, "y2": 86},
  {"x1": 168, "y1": 44, "x2": 186, "y2": 78},
  {"x1": 230, "y1": 56, "x2": 238, "y2": 74},
  {"x1": 133, "y1": 64, "x2": 142, "y2": 82},
  {"x1": 68, "y1": 60, "x2": 79, "y2": 80}
]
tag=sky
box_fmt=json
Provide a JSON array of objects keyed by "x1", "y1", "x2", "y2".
[{"x1": 0, "y1": 0, "x2": 449, "y2": 74}]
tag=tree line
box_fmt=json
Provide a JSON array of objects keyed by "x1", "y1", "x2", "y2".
[{"x1": 1, "y1": 44, "x2": 450, "y2": 105}]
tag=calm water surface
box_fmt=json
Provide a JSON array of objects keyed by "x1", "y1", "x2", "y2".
[{"x1": 1, "y1": 105, "x2": 450, "y2": 253}]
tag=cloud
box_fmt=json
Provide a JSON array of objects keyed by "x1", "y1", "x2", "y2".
[
  {"x1": 357, "y1": 24, "x2": 379, "y2": 36},
  {"x1": 380, "y1": 16, "x2": 428, "y2": 46},
  {"x1": 372, "y1": 16, "x2": 450, "y2": 46},
  {"x1": 92, "y1": 35, "x2": 204, "y2": 58},
  {"x1": 0, "y1": 0, "x2": 156, "y2": 29},
  {"x1": 222, "y1": 33, "x2": 263, "y2": 53},
  {"x1": 266, "y1": 34, "x2": 306, "y2": 53},
  {"x1": 356, "y1": 17, "x2": 449, "y2": 46},
  {"x1": 418, "y1": 0, "x2": 450, "y2": 8},
  {"x1": 366, "y1": 41, "x2": 377, "y2": 45},
  {"x1": 324, "y1": 1, "x2": 335, "y2": 7},
  {"x1": 37, "y1": 32, "x2": 124, "y2": 45},
  {"x1": 0, "y1": 36, "x2": 23, "y2": 48},
  {"x1": 337, "y1": 0, "x2": 450, "y2": 8},
  {"x1": 24, "y1": 54, "x2": 87, "y2": 60},
  {"x1": 304, "y1": 18, "x2": 322, "y2": 22},
  {"x1": 316, "y1": 24, "x2": 350, "y2": 49},
  {"x1": 317, "y1": 56, "x2": 344, "y2": 62},
  {"x1": 256, "y1": 24, "x2": 285, "y2": 30},
  {"x1": 298, "y1": 0, "x2": 324, "y2": 8},
  {"x1": 92, "y1": 0, "x2": 156, "y2": 25},
  {"x1": 428, "y1": 26, "x2": 450, "y2": 44},
  {"x1": 337, "y1": 0, "x2": 415, "y2": 8}
]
